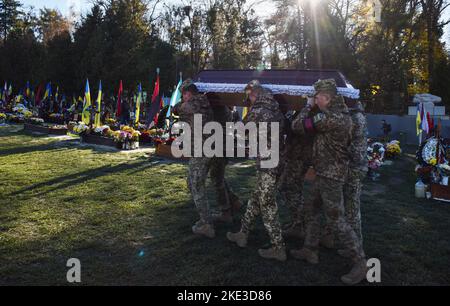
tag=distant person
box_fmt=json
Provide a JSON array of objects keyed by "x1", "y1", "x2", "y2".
[
  {"x1": 381, "y1": 120, "x2": 391, "y2": 141},
  {"x1": 121, "y1": 98, "x2": 131, "y2": 125}
]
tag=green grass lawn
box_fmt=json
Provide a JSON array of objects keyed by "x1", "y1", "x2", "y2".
[{"x1": 0, "y1": 125, "x2": 449, "y2": 285}]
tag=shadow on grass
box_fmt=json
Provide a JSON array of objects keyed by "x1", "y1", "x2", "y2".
[
  {"x1": 0, "y1": 141, "x2": 76, "y2": 157},
  {"x1": 9, "y1": 159, "x2": 155, "y2": 198}
]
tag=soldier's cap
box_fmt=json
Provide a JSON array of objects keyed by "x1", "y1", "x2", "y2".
[
  {"x1": 181, "y1": 79, "x2": 199, "y2": 93},
  {"x1": 244, "y1": 80, "x2": 264, "y2": 93},
  {"x1": 314, "y1": 79, "x2": 337, "y2": 96}
]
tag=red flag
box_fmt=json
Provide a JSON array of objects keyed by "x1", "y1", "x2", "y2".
[
  {"x1": 151, "y1": 75, "x2": 160, "y2": 104},
  {"x1": 116, "y1": 80, "x2": 123, "y2": 117},
  {"x1": 430, "y1": 115, "x2": 435, "y2": 134},
  {"x1": 426, "y1": 112, "x2": 432, "y2": 135},
  {"x1": 148, "y1": 74, "x2": 161, "y2": 124},
  {"x1": 35, "y1": 84, "x2": 43, "y2": 106},
  {"x1": 153, "y1": 97, "x2": 164, "y2": 124}
]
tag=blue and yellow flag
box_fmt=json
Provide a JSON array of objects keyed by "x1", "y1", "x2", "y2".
[
  {"x1": 135, "y1": 83, "x2": 142, "y2": 124},
  {"x1": 15, "y1": 89, "x2": 23, "y2": 103},
  {"x1": 43, "y1": 82, "x2": 52, "y2": 100},
  {"x1": 82, "y1": 79, "x2": 91, "y2": 125},
  {"x1": 26, "y1": 81, "x2": 31, "y2": 98},
  {"x1": 55, "y1": 86, "x2": 59, "y2": 101},
  {"x1": 94, "y1": 81, "x2": 102, "y2": 127}
]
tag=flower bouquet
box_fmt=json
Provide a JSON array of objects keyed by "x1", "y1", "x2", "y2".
[
  {"x1": 67, "y1": 121, "x2": 78, "y2": 132},
  {"x1": 92, "y1": 125, "x2": 111, "y2": 136},
  {"x1": 113, "y1": 126, "x2": 140, "y2": 150},
  {"x1": 385, "y1": 141, "x2": 402, "y2": 159},
  {"x1": 27, "y1": 117, "x2": 45, "y2": 125},
  {"x1": 438, "y1": 163, "x2": 450, "y2": 177},
  {"x1": 12, "y1": 104, "x2": 33, "y2": 118},
  {"x1": 73, "y1": 122, "x2": 89, "y2": 135},
  {"x1": 105, "y1": 118, "x2": 117, "y2": 125},
  {"x1": 153, "y1": 132, "x2": 176, "y2": 146},
  {"x1": 7, "y1": 113, "x2": 25, "y2": 123},
  {"x1": 139, "y1": 128, "x2": 162, "y2": 144}
]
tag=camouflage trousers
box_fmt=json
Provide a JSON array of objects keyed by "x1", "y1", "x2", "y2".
[
  {"x1": 278, "y1": 157, "x2": 309, "y2": 229},
  {"x1": 188, "y1": 157, "x2": 212, "y2": 224},
  {"x1": 209, "y1": 157, "x2": 239, "y2": 212},
  {"x1": 241, "y1": 171, "x2": 285, "y2": 250},
  {"x1": 343, "y1": 168, "x2": 365, "y2": 245},
  {"x1": 188, "y1": 157, "x2": 238, "y2": 224},
  {"x1": 322, "y1": 168, "x2": 365, "y2": 246},
  {"x1": 303, "y1": 175, "x2": 365, "y2": 262}
]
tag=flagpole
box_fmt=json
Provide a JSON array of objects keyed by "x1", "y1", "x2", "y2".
[{"x1": 419, "y1": 102, "x2": 422, "y2": 146}]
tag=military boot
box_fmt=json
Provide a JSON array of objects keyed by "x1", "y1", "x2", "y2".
[
  {"x1": 320, "y1": 234, "x2": 335, "y2": 249},
  {"x1": 258, "y1": 247, "x2": 287, "y2": 262},
  {"x1": 192, "y1": 221, "x2": 215, "y2": 239},
  {"x1": 290, "y1": 248, "x2": 319, "y2": 264},
  {"x1": 341, "y1": 259, "x2": 368, "y2": 285},
  {"x1": 226, "y1": 231, "x2": 248, "y2": 248}
]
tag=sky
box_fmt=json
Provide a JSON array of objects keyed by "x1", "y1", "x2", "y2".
[{"x1": 20, "y1": 0, "x2": 450, "y2": 45}]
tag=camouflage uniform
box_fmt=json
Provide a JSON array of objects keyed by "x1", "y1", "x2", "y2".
[
  {"x1": 240, "y1": 90, "x2": 286, "y2": 250},
  {"x1": 278, "y1": 107, "x2": 315, "y2": 230},
  {"x1": 322, "y1": 101, "x2": 368, "y2": 246},
  {"x1": 175, "y1": 85, "x2": 214, "y2": 225},
  {"x1": 291, "y1": 79, "x2": 365, "y2": 262},
  {"x1": 344, "y1": 102, "x2": 368, "y2": 244}
]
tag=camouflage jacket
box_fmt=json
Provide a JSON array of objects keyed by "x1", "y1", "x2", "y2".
[
  {"x1": 349, "y1": 102, "x2": 368, "y2": 172},
  {"x1": 173, "y1": 94, "x2": 213, "y2": 156},
  {"x1": 244, "y1": 90, "x2": 285, "y2": 173},
  {"x1": 291, "y1": 95, "x2": 351, "y2": 182},
  {"x1": 283, "y1": 104, "x2": 316, "y2": 165}
]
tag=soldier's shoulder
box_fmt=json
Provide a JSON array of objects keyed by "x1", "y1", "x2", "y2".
[{"x1": 259, "y1": 91, "x2": 276, "y2": 103}]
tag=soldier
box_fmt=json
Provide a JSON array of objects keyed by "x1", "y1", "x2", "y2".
[
  {"x1": 278, "y1": 97, "x2": 316, "y2": 239},
  {"x1": 322, "y1": 100, "x2": 368, "y2": 254},
  {"x1": 290, "y1": 79, "x2": 367, "y2": 285},
  {"x1": 227, "y1": 80, "x2": 287, "y2": 262},
  {"x1": 174, "y1": 79, "x2": 215, "y2": 238},
  {"x1": 209, "y1": 105, "x2": 242, "y2": 223},
  {"x1": 344, "y1": 101, "x2": 368, "y2": 245}
]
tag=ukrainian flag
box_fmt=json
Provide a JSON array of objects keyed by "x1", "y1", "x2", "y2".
[
  {"x1": 26, "y1": 81, "x2": 31, "y2": 98},
  {"x1": 135, "y1": 83, "x2": 142, "y2": 124},
  {"x1": 82, "y1": 79, "x2": 91, "y2": 125},
  {"x1": 94, "y1": 81, "x2": 102, "y2": 127},
  {"x1": 43, "y1": 82, "x2": 52, "y2": 100}
]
